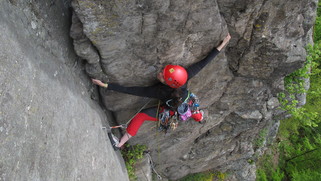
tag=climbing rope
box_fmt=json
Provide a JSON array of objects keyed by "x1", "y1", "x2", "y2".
[
  {"x1": 155, "y1": 100, "x2": 161, "y2": 129},
  {"x1": 146, "y1": 152, "x2": 163, "y2": 180},
  {"x1": 109, "y1": 99, "x2": 152, "y2": 129},
  {"x1": 155, "y1": 100, "x2": 162, "y2": 174}
]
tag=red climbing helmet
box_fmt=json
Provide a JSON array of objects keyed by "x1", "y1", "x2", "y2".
[{"x1": 163, "y1": 65, "x2": 188, "y2": 88}]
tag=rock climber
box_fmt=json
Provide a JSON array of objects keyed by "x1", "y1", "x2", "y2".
[{"x1": 92, "y1": 33, "x2": 231, "y2": 150}]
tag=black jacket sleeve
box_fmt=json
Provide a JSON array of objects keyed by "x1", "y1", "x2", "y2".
[
  {"x1": 107, "y1": 83, "x2": 163, "y2": 99},
  {"x1": 186, "y1": 48, "x2": 220, "y2": 80}
]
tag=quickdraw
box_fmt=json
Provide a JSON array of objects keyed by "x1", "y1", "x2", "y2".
[
  {"x1": 169, "y1": 117, "x2": 178, "y2": 130},
  {"x1": 158, "y1": 111, "x2": 179, "y2": 133},
  {"x1": 109, "y1": 124, "x2": 127, "y2": 129}
]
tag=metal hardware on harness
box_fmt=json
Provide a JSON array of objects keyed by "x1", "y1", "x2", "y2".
[
  {"x1": 158, "y1": 112, "x2": 178, "y2": 133},
  {"x1": 170, "y1": 119, "x2": 178, "y2": 130},
  {"x1": 110, "y1": 124, "x2": 127, "y2": 129}
]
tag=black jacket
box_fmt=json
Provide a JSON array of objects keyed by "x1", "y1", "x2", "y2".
[{"x1": 107, "y1": 48, "x2": 220, "y2": 103}]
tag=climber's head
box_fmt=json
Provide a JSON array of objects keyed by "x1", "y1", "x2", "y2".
[{"x1": 157, "y1": 65, "x2": 188, "y2": 88}]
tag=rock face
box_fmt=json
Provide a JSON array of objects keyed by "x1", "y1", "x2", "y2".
[
  {"x1": 71, "y1": 0, "x2": 318, "y2": 180},
  {"x1": 0, "y1": 0, "x2": 128, "y2": 180}
]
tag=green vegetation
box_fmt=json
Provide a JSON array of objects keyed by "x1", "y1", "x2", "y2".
[
  {"x1": 256, "y1": 143, "x2": 285, "y2": 181},
  {"x1": 315, "y1": 1, "x2": 321, "y2": 42},
  {"x1": 121, "y1": 144, "x2": 147, "y2": 181},
  {"x1": 278, "y1": 43, "x2": 321, "y2": 126},
  {"x1": 254, "y1": 128, "x2": 268, "y2": 149},
  {"x1": 257, "y1": 3, "x2": 321, "y2": 180}
]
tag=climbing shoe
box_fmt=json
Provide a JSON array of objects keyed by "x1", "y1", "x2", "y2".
[{"x1": 107, "y1": 133, "x2": 120, "y2": 151}]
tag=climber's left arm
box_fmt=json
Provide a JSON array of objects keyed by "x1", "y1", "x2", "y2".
[{"x1": 186, "y1": 34, "x2": 231, "y2": 80}]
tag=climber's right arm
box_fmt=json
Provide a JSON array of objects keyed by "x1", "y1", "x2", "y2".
[
  {"x1": 92, "y1": 79, "x2": 161, "y2": 98},
  {"x1": 92, "y1": 79, "x2": 108, "y2": 88}
]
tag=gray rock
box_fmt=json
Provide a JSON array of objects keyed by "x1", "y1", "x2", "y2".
[
  {"x1": 267, "y1": 97, "x2": 280, "y2": 110},
  {"x1": 134, "y1": 156, "x2": 152, "y2": 181},
  {"x1": 70, "y1": 0, "x2": 318, "y2": 180},
  {"x1": 0, "y1": 0, "x2": 128, "y2": 180},
  {"x1": 235, "y1": 110, "x2": 263, "y2": 120}
]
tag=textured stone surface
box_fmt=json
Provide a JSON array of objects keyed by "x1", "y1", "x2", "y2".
[
  {"x1": 71, "y1": 0, "x2": 229, "y2": 111},
  {"x1": 134, "y1": 156, "x2": 152, "y2": 181},
  {"x1": 70, "y1": 0, "x2": 318, "y2": 180},
  {"x1": 0, "y1": 0, "x2": 128, "y2": 180}
]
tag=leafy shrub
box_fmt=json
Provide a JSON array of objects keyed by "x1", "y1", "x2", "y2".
[
  {"x1": 291, "y1": 170, "x2": 321, "y2": 181},
  {"x1": 254, "y1": 128, "x2": 268, "y2": 149},
  {"x1": 257, "y1": 9, "x2": 321, "y2": 179},
  {"x1": 271, "y1": 168, "x2": 284, "y2": 181},
  {"x1": 314, "y1": 1, "x2": 321, "y2": 42},
  {"x1": 256, "y1": 169, "x2": 268, "y2": 181},
  {"x1": 121, "y1": 144, "x2": 147, "y2": 181},
  {"x1": 278, "y1": 43, "x2": 321, "y2": 127}
]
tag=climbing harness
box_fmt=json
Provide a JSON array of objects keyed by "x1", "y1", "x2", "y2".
[
  {"x1": 106, "y1": 91, "x2": 202, "y2": 133},
  {"x1": 157, "y1": 91, "x2": 201, "y2": 133},
  {"x1": 158, "y1": 111, "x2": 179, "y2": 133}
]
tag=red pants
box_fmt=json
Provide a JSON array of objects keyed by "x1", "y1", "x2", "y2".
[
  {"x1": 126, "y1": 106, "x2": 176, "y2": 136},
  {"x1": 126, "y1": 112, "x2": 157, "y2": 136}
]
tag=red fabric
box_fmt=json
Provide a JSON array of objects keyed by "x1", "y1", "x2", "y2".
[
  {"x1": 126, "y1": 113, "x2": 157, "y2": 136},
  {"x1": 191, "y1": 112, "x2": 203, "y2": 122}
]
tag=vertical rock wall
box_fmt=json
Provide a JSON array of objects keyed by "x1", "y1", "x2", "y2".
[
  {"x1": 70, "y1": 0, "x2": 318, "y2": 180},
  {"x1": 0, "y1": 0, "x2": 128, "y2": 180}
]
